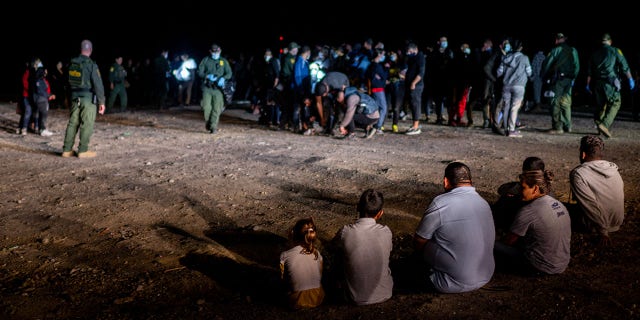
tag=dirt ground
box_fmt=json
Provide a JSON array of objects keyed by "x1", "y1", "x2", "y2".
[{"x1": 1, "y1": 101, "x2": 639, "y2": 320}]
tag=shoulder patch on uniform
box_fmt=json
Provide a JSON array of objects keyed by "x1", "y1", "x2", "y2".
[{"x1": 617, "y1": 48, "x2": 624, "y2": 56}]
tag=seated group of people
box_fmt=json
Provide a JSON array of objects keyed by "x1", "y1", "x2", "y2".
[{"x1": 278, "y1": 134, "x2": 624, "y2": 309}]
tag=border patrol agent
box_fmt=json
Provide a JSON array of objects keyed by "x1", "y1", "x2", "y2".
[
  {"x1": 541, "y1": 33, "x2": 580, "y2": 134},
  {"x1": 586, "y1": 33, "x2": 635, "y2": 138},
  {"x1": 197, "y1": 43, "x2": 233, "y2": 134},
  {"x1": 107, "y1": 55, "x2": 128, "y2": 112},
  {"x1": 61, "y1": 39, "x2": 106, "y2": 158}
]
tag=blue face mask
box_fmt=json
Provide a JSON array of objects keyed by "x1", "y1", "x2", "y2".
[
  {"x1": 211, "y1": 52, "x2": 220, "y2": 59},
  {"x1": 379, "y1": 55, "x2": 386, "y2": 63},
  {"x1": 440, "y1": 41, "x2": 448, "y2": 49},
  {"x1": 332, "y1": 52, "x2": 339, "y2": 59},
  {"x1": 504, "y1": 44, "x2": 512, "y2": 53},
  {"x1": 463, "y1": 48, "x2": 471, "y2": 55},
  {"x1": 390, "y1": 54, "x2": 397, "y2": 62}
]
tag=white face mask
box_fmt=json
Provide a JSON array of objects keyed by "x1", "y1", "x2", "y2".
[
  {"x1": 265, "y1": 55, "x2": 272, "y2": 62},
  {"x1": 211, "y1": 53, "x2": 220, "y2": 59},
  {"x1": 36, "y1": 61, "x2": 43, "y2": 68},
  {"x1": 463, "y1": 48, "x2": 471, "y2": 55}
]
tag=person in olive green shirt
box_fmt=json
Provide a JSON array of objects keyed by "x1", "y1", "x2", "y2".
[
  {"x1": 541, "y1": 33, "x2": 580, "y2": 134},
  {"x1": 61, "y1": 39, "x2": 106, "y2": 158},
  {"x1": 197, "y1": 43, "x2": 233, "y2": 134},
  {"x1": 586, "y1": 33, "x2": 635, "y2": 138},
  {"x1": 107, "y1": 55, "x2": 128, "y2": 112}
]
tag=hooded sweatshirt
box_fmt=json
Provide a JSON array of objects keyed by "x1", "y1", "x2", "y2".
[
  {"x1": 497, "y1": 51, "x2": 532, "y2": 88},
  {"x1": 570, "y1": 160, "x2": 624, "y2": 235}
]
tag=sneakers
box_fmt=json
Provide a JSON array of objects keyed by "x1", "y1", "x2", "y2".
[
  {"x1": 77, "y1": 151, "x2": 97, "y2": 158},
  {"x1": 375, "y1": 129, "x2": 384, "y2": 135},
  {"x1": 19, "y1": 128, "x2": 27, "y2": 135},
  {"x1": 392, "y1": 124, "x2": 399, "y2": 133},
  {"x1": 507, "y1": 130, "x2": 523, "y2": 138},
  {"x1": 61, "y1": 151, "x2": 75, "y2": 158},
  {"x1": 405, "y1": 127, "x2": 422, "y2": 135},
  {"x1": 597, "y1": 123, "x2": 612, "y2": 138},
  {"x1": 365, "y1": 126, "x2": 376, "y2": 139},
  {"x1": 40, "y1": 129, "x2": 53, "y2": 137}
]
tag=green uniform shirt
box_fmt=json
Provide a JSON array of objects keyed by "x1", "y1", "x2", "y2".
[
  {"x1": 109, "y1": 62, "x2": 127, "y2": 84},
  {"x1": 587, "y1": 44, "x2": 630, "y2": 80},
  {"x1": 197, "y1": 56, "x2": 232, "y2": 83},
  {"x1": 541, "y1": 43, "x2": 579, "y2": 80},
  {"x1": 69, "y1": 55, "x2": 106, "y2": 105}
]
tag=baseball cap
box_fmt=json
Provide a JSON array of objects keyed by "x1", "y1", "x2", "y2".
[
  {"x1": 211, "y1": 43, "x2": 221, "y2": 52},
  {"x1": 602, "y1": 33, "x2": 612, "y2": 41},
  {"x1": 555, "y1": 33, "x2": 565, "y2": 40},
  {"x1": 288, "y1": 42, "x2": 300, "y2": 50}
]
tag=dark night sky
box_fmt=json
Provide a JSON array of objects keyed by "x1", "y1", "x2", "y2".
[{"x1": 2, "y1": 3, "x2": 636, "y2": 99}]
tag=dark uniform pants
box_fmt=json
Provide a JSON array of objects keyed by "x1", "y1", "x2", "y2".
[
  {"x1": 63, "y1": 96, "x2": 97, "y2": 153},
  {"x1": 593, "y1": 81, "x2": 621, "y2": 129},
  {"x1": 201, "y1": 86, "x2": 224, "y2": 131}
]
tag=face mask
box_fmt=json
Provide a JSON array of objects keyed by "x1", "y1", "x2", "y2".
[
  {"x1": 390, "y1": 54, "x2": 397, "y2": 62},
  {"x1": 463, "y1": 48, "x2": 471, "y2": 55},
  {"x1": 317, "y1": 53, "x2": 324, "y2": 60},
  {"x1": 379, "y1": 55, "x2": 386, "y2": 63},
  {"x1": 332, "y1": 52, "x2": 339, "y2": 59},
  {"x1": 264, "y1": 55, "x2": 272, "y2": 62},
  {"x1": 211, "y1": 53, "x2": 220, "y2": 59},
  {"x1": 36, "y1": 61, "x2": 43, "y2": 68},
  {"x1": 440, "y1": 41, "x2": 448, "y2": 49},
  {"x1": 504, "y1": 44, "x2": 512, "y2": 53}
]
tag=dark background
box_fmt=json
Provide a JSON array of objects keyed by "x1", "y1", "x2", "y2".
[{"x1": 3, "y1": 3, "x2": 636, "y2": 101}]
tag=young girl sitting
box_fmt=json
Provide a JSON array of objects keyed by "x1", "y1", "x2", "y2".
[{"x1": 279, "y1": 217, "x2": 325, "y2": 309}]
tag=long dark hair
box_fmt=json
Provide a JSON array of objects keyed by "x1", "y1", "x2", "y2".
[{"x1": 289, "y1": 217, "x2": 319, "y2": 260}]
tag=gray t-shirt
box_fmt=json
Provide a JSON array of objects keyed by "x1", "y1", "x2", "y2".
[
  {"x1": 339, "y1": 217, "x2": 393, "y2": 305},
  {"x1": 415, "y1": 186, "x2": 496, "y2": 293},
  {"x1": 510, "y1": 195, "x2": 571, "y2": 274}
]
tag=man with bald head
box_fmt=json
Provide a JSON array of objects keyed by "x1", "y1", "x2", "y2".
[{"x1": 61, "y1": 39, "x2": 106, "y2": 158}]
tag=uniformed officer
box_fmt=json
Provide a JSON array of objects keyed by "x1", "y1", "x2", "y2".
[
  {"x1": 541, "y1": 33, "x2": 580, "y2": 134},
  {"x1": 197, "y1": 43, "x2": 233, "y2": 134},
  {"x1": 61, "y1": 39, "x2": 106, "y2": 158},
  {"x1": 586, "y1": 33, "x2": 635, "y2": 138},
  {"x1": 107, "y1": 55, "x2": 128, "y2": 112}
]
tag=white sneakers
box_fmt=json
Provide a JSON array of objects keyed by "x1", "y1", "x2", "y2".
[
  {"x1": 405, "y1": 127, "x2": 422, "y2": 135},
  {"x1": 40, "y1": 129, "x2": 53, "y2": 137}
]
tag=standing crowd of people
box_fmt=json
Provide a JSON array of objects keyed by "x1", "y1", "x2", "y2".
[{"x1": 16, "y1": 32, "x2": 638, "y2": 144}]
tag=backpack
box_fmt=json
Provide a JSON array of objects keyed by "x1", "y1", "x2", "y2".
[
  {"x1": 220, "y1": 78, "x2": 236, "y2": 106},
  {"x1": 68, "y1": 57, "x2": 92, "y2": 90},
  {"x1": 345, "y1": 86, "x2": 378, "y2": 115}
]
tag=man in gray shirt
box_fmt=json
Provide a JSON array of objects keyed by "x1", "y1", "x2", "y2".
[
  {"x1": 335, "y1": 189, "x2": 393, "y2": 305},
  {"x1": 413, "y1": 162, "x2": 496, "y2": 293}
]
